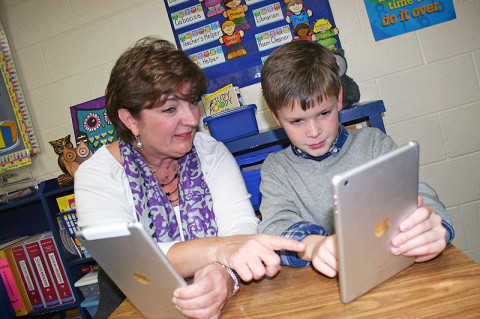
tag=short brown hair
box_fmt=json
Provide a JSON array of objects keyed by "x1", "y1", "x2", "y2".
[
  {"x1": 261, "y1": 41, "x2": 340, "y2": 115},
  {"x1": 105, "y1": 37, "x2": 208, "y2": 142}
]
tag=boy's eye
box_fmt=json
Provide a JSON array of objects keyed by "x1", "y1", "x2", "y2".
[
  {"x1": 319, "y1": 110, "x2": 331, "y2": 117},
  {"x1": 290, "y1": 119, "x2": 302, "y2": 125}
]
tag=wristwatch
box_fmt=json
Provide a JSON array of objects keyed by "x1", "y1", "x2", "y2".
[{"x1": 214, "y1": 262, "x2": 240, "y2": 296}]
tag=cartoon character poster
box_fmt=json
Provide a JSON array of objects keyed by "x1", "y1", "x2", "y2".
[
  {"x1": 0, "y1": 22, "x2": 39, "y2": 172},
  {"x1": 70, "y1": 96, "x2": 117, "y2": 153},
  {"x1": 165, "y1": 0, "x2": 340, "y2": 93}
]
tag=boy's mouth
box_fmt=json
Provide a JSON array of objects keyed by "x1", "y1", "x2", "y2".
[{"x1": 309, "y1": 140, "x2": 326, "y2": 149}]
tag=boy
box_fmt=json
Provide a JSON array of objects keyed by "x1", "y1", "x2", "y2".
[{"x1": 258, "y1": 41, "x2": 454, "y2": 278}]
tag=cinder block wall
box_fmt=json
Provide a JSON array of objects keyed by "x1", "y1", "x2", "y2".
[{"x1": 0, "y1": 0, "x2": 478, "y2": 263}]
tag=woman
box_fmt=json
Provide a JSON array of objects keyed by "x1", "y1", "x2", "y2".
[{"x1": 74, "y1": 37, "x2": 304, "y2": 319}]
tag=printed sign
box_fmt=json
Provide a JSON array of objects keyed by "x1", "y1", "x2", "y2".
[
  {"x1": 256, "y1": 25, "x2": 292, "y2": 51},
  {"x1": 364, "y1": 0, "x2": 456, "y2": 41},
  {"x1": 253, "y1": 3, "x2": 284, "y2": 27},
  {"x1": 178, "y1": 22, "x2": 223, "y2": 50},
  {"x1": 166, "y1": 0, "x2": 190, "y2": 7},
  {"x1": 165, "y1": 0, "x2": 340, "y2": 92},
  {"x1": 190, "y1": 46, "x2": 226, "y2": 69},
  {"x1": 170, "y1": 4, "x2": 205, "y2": 30}
]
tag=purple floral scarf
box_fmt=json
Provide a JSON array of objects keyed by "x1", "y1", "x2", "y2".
[{"x1": 119, "y1": 139, "x2": 218, "y2": 242}]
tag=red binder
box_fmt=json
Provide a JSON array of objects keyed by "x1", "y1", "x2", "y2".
[
  {"x1": 39, "y1": 236, "x2": 74, "y2": 304},
  {"x1": 24, "y1": 240, "x2": 60, "y2": 308},
  {"x1": 9, "y1": 244, "x2": 45, "y2": 310}
]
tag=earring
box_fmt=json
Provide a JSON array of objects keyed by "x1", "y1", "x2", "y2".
[{"x1": 135, "y1": 135, "x2": 143, "y2": 151}]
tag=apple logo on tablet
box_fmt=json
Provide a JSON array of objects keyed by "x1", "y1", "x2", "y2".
[
  {"x1": 374, "y1": 214, "x2": 389, "y2": 237},
  {"x1": 133, "y1": 270, "x2": 151, "y2": 285}
]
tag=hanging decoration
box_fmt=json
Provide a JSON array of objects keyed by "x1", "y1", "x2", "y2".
[{"x1": 0, "y1": 22, "x2": 39, "y2": 172}]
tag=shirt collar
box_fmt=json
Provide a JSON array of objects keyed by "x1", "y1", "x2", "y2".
[{"x1": 291, "y1": 124, "x2": 349, "y2": 162}]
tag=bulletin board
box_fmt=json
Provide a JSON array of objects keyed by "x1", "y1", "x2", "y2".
[
  {"x1": 164, "y1": 0, "x2": 341, "y2": 93},
  {"x1": 0, "y1": 22, "x2": 39, "y2": 172}
]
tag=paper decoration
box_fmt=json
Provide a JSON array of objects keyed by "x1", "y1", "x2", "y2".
[{"x1": 0, "y1": 22, "x2": 39, "y2": 172}]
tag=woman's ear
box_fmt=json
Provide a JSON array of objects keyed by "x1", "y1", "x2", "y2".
[{"x1": 118, "y1": 109, "x2": 139, "y2": 136}]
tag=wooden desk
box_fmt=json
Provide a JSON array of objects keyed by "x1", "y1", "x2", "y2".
[{"x1": 110, "y1": 245, "x2": 480, "y2": 318}]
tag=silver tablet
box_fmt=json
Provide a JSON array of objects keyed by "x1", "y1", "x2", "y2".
[
  {"x1": 332, "y1": 141, "x2": 418, "y2": 303},
  {"x1": 77, "y1": 222, "x2": 187, "y2": 318}
]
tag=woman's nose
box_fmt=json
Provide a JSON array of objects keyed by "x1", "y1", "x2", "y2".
[{"x1": 181, "y1": 103, "x2": 199, "y2": 126}]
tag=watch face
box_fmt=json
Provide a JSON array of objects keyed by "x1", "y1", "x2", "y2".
[{"x1": 334, "y1": 53, "x2": 347, "y2": 77}]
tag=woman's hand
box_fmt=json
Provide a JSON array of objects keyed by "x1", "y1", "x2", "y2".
[
  {"x1": 391, "y1": 196, "x2": 447, "y2": 262},
  {"x1": 214, "y1": 233, "x2": 305, "y2": 281},
  {"x1": 172, "y1": 263, "x2": 232, "y2": 319}
]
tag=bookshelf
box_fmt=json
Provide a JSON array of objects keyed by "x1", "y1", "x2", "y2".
[{"x1": 0, "y1": 178, "x2": 95, "y2": 319}]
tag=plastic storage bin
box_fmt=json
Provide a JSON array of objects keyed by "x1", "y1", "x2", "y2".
[
  {"x1": 80, "y1": 294, "x2": 99, "y2": 317},
  {"x1": 75, "y1": 271, "x2": 99, "y2": 317},
  {"x1": 203, "y1": 104, "x2": 258, "y2": 143}
]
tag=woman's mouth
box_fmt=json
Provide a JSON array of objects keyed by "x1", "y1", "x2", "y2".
[{"x1": 175, "y1": 131, "x2": 193, "y2": 140}]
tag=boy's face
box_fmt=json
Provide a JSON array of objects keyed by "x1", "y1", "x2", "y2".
[{"x1": 272, "y1": 89, "x2": 343, "y2": 158}]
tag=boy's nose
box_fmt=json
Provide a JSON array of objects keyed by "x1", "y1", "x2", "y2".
[{"x1": 306, "y1": 123, "x2": 321, "y2": 138}]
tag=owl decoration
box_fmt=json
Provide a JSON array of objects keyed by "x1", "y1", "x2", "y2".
[
  {"x1": 70, "y1": 96, "x2": 117, "y2": 154},
  {"x1": 49, "y1": 135, "x2": 92, "y2": 187},
  {"x1": 62, "y1": 140, "x2": 92, "y2": 177},
  {"x1": 49, "y1": 135, "x2": 74, "y2": 175}
]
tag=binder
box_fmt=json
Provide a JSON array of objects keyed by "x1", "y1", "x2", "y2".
[
  {"x1": 0, "y1": 237, "x2": 33, "y2": 316},
  {"x1": 24, "y1": 238, "x2": 61, "y2": 308},
  {"x1": 0, "y1": 278, "x2": 15, "y2": 319},
  {"x1": 8, "y1": 243, "x2": 45, "y2": 310},
  {"x1": 39, "y1": 235, "x2": 74, "y2": 304}
]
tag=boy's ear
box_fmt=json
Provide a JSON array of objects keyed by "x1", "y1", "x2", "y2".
[
  {"x1": 271, "y1": 110, "x2": 282, "y2": 127},
  {"x1": 118, "y1": 109, "x2": 139, "y2": 136},
  {"x1": 338, "y1": 86, "x2": 344, "y2": 111}
]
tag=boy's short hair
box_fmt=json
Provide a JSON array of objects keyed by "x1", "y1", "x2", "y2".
[{"x1": 261, "y1": 41, "x2": 340, "y2": 115}]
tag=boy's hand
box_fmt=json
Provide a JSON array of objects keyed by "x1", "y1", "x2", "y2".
[
  {"x1": 391, "y1": 196, "x2": 447, "y2": 262},
  {"x1": 301, "y1": 235, "x2": 338, "y2": 278}
]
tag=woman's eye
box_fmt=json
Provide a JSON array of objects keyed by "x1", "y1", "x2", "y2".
[{"x1": 162, "y1": 107, "x2": 176, "y2": 114}]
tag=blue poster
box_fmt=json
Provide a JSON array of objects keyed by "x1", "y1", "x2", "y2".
[
  {"x1": 364, "y1": 0, "x2": 456, "y2": 41},
  {"x1": 164, "y1": 0, "x2": 341, "y2": 93}
]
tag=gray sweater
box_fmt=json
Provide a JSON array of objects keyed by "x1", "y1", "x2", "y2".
[{"x1": 258, "y1": 127, "x2": 453, "y2": 242}]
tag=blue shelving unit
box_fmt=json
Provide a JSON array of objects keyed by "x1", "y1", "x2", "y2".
[{"x1": 0, "y1": 179, "x2": 95, "y2": 318}]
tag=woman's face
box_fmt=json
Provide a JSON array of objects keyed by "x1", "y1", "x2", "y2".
[{"x1": 134, "y1": 93, "x2": 200, "y2": 160}]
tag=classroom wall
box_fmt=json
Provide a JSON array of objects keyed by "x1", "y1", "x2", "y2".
[{"x1": 0, "y1": 0, "x2": 478, "y2": 263}]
